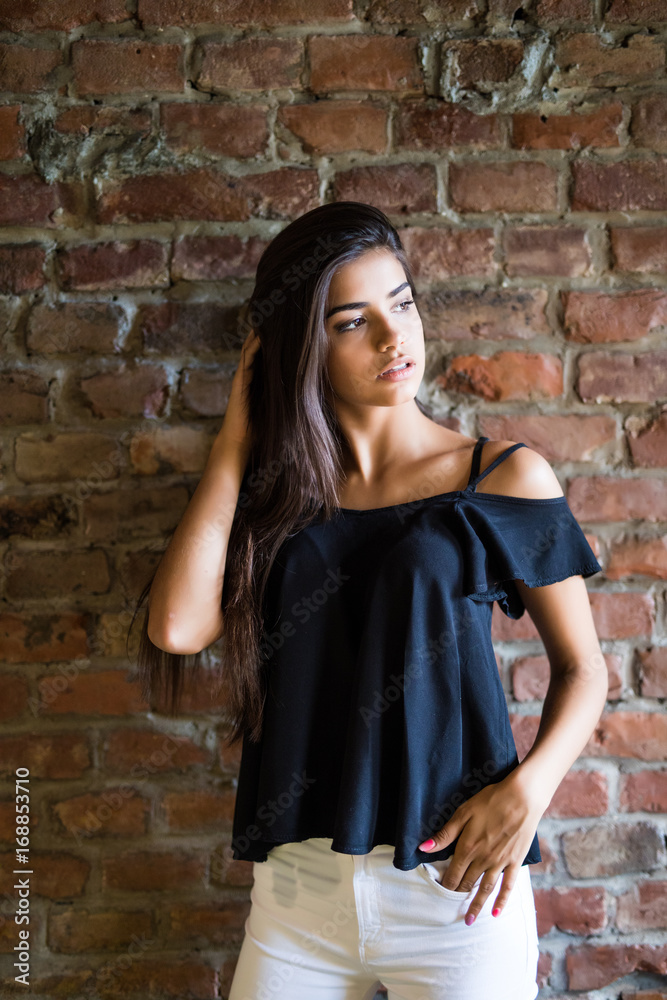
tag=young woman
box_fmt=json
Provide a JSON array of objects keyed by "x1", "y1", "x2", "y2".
[{"x1": 133, "y1": 202, "x2": 608, "y2": 1000}]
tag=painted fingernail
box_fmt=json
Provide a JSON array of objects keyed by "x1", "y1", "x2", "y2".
[
  {"x1": 492, "y1": 907, "x2": 501, "y2": 917},
  {"x1": 419, "y1": 839, "x2": 436, "y2": 850},
  {"x1": 465, "y1": 913, "x2": 475, "y2": 926}
]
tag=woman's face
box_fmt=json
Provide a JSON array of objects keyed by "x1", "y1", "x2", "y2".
[{"x1": 323, "y1": 248, "x2": 425, "y2": 409}]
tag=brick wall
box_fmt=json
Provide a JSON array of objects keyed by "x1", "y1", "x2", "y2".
[{"x1": 0, "y1": 1, "x2": 666, "y2": 998}]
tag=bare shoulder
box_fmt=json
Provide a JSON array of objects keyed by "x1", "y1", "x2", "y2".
[{"x1": 479, "y1": 439, "x2": 565, "y2": 500}]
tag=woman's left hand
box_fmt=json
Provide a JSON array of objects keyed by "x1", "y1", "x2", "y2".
[{"x1": 418, "y1": 770, "x2": 546, "y2": 925}]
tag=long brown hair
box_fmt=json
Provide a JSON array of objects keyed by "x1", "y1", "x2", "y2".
[{"x1": 128, "y1": 201, "x2": 435, "y2": 747}]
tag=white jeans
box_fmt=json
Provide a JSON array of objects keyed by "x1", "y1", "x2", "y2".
[{"x1": 228, "y1": 837, "x2": 540, "y2": 1000}]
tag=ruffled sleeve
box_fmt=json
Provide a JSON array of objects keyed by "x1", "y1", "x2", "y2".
[{"x1": 456, "y1": 494, "x2": 602, "y2": 620}]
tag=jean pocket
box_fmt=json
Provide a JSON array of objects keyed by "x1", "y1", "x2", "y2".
[{"x1": 419, "y1": 860, "x2": 479, "y2": 899}]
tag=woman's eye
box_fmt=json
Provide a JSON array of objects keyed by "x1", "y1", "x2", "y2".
[
  {"x1": 334, "y1": 298, "x2": 415, "y2": 333},
  {"x1": 396, "y1": 298, "x2": 414, "y2": 311}
]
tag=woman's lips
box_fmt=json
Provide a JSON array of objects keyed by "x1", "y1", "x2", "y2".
[{"x1": 377, "y1": 361, "x2": 416, "y2": 382}]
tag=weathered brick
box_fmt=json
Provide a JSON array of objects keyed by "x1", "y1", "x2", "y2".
[
  {"x1": 103, "y1": 729, "x2": 210, "y2": 773},
  {"x1": 57, "y1": 240, "x2": 169, "y2": 291},
  {"x1": 82, "y1": 486, "x2": 189, "y2": 542},
  {"x1": 576, "y1": 349, "x2": 667, "y2": 403},
  {"x1": 566, "y1": 943, "x2": 667, "y2": 991},
  {"x1": 15, "y1": 431, "x2": 121, "y2": 485},
  {"x1": 0, "y1": 370, "x2": 48, "y2": 424},
  {"x1": 611, "y1": 226, "x2": 667, "y2": 273},
  {"x1": 164, "y1": 901, "x2": 249, "y2": 945},
  {"x1": 418, "y1": 287, "x2": 548, "y2": 341},
  {"x1": 79, "y1": 365, "x2": 169, "y2": 419},
  {"x1": 630, "y1": 95, "x2": 667, "y2": 152},
  {"x1": 607, "y1": 536, "x2": 667, "y2": 580},
  {"x1": 0, "y1": 673, "x2": 29, "y2": 722},
  {"x1": 395, "y1": 226, "x2": 496, "y2": 280},
  {"x1": 5, "y1": 549, "x2": 111, "y2": 600},
  {"x1": 0, "y1": 851, "x2": 90, "y2": 900},
  {"x1": 103, "y1": 850, "x2": 206, "y2": 890},
  {"x1": 130, "y1": 426, "x2": 216, "y2": 475},
  {"x1": 616, "y1": 880, "x2": 667, "y2": 931},
  {"x1": 140, "y1": 302, "x2": 240, "y2": 354},
  {"x1": 443, "y1": 38, "x2": 524, "y2": 87},
  {"x1": 278, "y1": 100, "x2": 387, "y2": 154},
  {"x1": 0, "y1": 734, "x2": 91, "y2": 779},
  {"x1": 26, "y1": 301, "x2": 123, "y2": 354},
  {"x1": 0, "y1": 43, "x2": 63, "y2": 93},
  {"x1": 32, "y1": 961, "x2": 216, "y2": 998},
  {"x1": 627, "y1": 412, "x2": 667, "y2": 468},
  {"x1": 620, "y1": 769, "x2": 667, "y2": 813},
  {"x1": 562, "y1": 820, "x2": 663, "y2": 878},
  {"x1": 53, "y1": 790, "x2": 150, "y2": 839},
  {"x1": 48, "y1": 908, "x2": 153, "y2": 954},
  {"x1": 534, "y1": 0, "x2": 595, "y2": 19},
  {"x1": 198, "y1": 38, "x2": 303, "y2": 92},
  {"x1": 0, "y1": 495, "x2": 76, "y2": 540},
  {"x1": 171, "y1": 235, "x2": 266, "y2": 282},
  {"x1": 0, "y1": 105, "x2": 26, "y2": 159},
  {"x1": 139, "y1": 0, "x2": 353, "y2": 24},
  {"x1": 573, "y1": 160, "x2": 667, "y2": 211},
  {"x1": 563, "y1": 288, "x2": 667, "y2": 343},
  {"x1": 0, "y1": 0, "x2": 129, "y2": 30},
  {"x1": 568, "y1": 475, "x2": 667, "y2": 521},
  {"x1": 38, "y1": 668, "x2": 148, "y2": 716},
  {"x1": 586, "y1": 710, "x2": 667, "y2": 760},
  {"x1": 54, "y1": 105, "x2": 152, "y2": 136},
  {"x1": 0, "y1": 174, "x2": 83, "y2": 228},
  {"x1": 534, "y1": 885, "x2": 606, "y2": 937},
  {"x1": 71, "y1": 39, "x2": 185, "y2": 96},
  {"x1": 368, "y1": 0, "x2": 483, "y2": 19},
  {"x1": 440, "y1": 351, "x2": 563, "y2": 401},
  {"x1": 333, "y1": 163, "x2": 436, "y2": 215},
  {"x1": 180, "y1": 368, "x2": 234, "y2": 417},
  {"x1": 162, "y1": 789, "x2": 236, "y2": 831},
  {"x1": 512, "y1": 101, "x2": 623, "y2": 149},
  {"x1": 606, "y1": 0, "x2": 667, "y2": 22},
  {"x1": 545, "y1": 770, "x2": 609, "y2": 818},
  {"x1": 395, "y1": 99, "x2": 501, "y2": 150},
  {"x1": 479, "y1": 414, "x2": 616, "y2": 462},
  {"x1": 450, "y1": 160, "x2": 559, "y2": 212},
  {"x1": 512, "y1": 653, "x2": 621, "y2": 703},
  {"x1": 551, "y1": 32, "x2": 664, "y2": 88},
  {"x1": 161, "y1": 102, "x2": 268, "y2": 157},
  {"x1": 504, "y1": 226, "x2": 591, "y2": 276},
  {"x1": 587, "y1": 593, "x2": 655, "y2": 639},
  {"x1": 636, "y1": 647, "x2": 667, "y2": 698},
  {"x1": 0, "y1": 244, "x2": 46, "y2": 294},
  {"x1": 0, "y1": 612, "x2": 88, "y2": 664},
  {"x1": 309, "y1": 34, "x2": 423, "y2": 93}
]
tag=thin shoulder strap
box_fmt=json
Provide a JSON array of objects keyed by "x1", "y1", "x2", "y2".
[{"x1": 467, "y1": 436, "x2": 527, "y2": 490}]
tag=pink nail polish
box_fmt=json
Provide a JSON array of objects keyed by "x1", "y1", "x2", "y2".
[
  {"x1": 465, "y1": 913, "x2": 475, "y2": 926},
  {"x1": 419, "y1": 839, "x2": 435, "y2": 850},
  {"x1": 492, "y1": 907, "x2": 501, "y2": 917}
]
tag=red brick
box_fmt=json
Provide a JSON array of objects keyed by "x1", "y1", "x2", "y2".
[
  {"x1": 278, "y1": 100, "x2": 387, "y2": 154},
  {"x1": 508, "y1": 713, "x2": 540, "y2": 760},
  {"x1": 32, "y1": 961, "x2": 216, "y2": 998},
  {"x1": 164, "y1": 901, "x2": 249, "y2": 945},
  {"x1": 309, "y1": 35, "x2": 423, "y2": 93},
  {"x1": 162, "y1": 789, "x2": 235, "y2": 831},
  {"x1": 512, "y1": 652, "x2": 621, "y2": 703},
  {"x1": 504, "y1": 226, "x2": 591, "y2": 276},
  {"x1": 56, "y1": 240, "x2": 169, "y2": 290},
  {"x1": 443, "y1": 38, "x2": 524, "y2": 87},
  {"x1": 563, "y1": 821, "x2": 663, "y2": 879},
  {"x1": 171, "y1": 234, "x2": 266, "y2": 282},
  {"x1": 103, "y1": 850, "x2": 206, "y2": 891},
  {"x1": 82, "y1": 486, "x2": 189, "y2": 542},
  {"x1": 161, "y1": 102, "x2": 268, "y2": 156},
  {"x1": 588, "y1": 592, "x2": 655, "y2": 639},
  {"x1": 450, "y1": 160, "x2": 559, "y2": 212},
  {"x1": 198, "y1": 37, "x2": 303, "y2": 92},
  {"x1": 630, "y1": 95, "x2": 667, "y2": 152},
  {"x1": 48, "y1": 908, "x2": 153, "y2": 954},
  {"x1": 26, "y1": 301, "x2": 123, "y2": 354},
  {"x1": 103, "y1": 729, "x2": 210, "y2": 773},
  {"x1": 544, "y1": 769, "x2": 609, "y2": 818},
  {"x1": 333, "y1": 163, "x2": 436, "y2": 215},
  {"x1": 15, "y1": 431, "x2": 122, "y2": 484},
  {"x1": 0, "y1": 105, "x2": 26, "y2": 160},
  {"x1": 586, "y1": 710, "x2": 667, "y2": 760},
  {"x1": 576, "y1": 349, "x2": 667, "y2": 403},
  {"x1": 396, "y1": 226, "x2": 496, "y2": 280},
  {"x1": 607, "y1": 536, "x2": 667, "y2": 580},
  {"x1": 6, "y1": 549, "x2": 111, "y2": 601},
  {"x1": 616, "y1": 880, "x2": 667, "y2": 931},
  {"x1": 479, "y1": 414, "x2": 616, "y2": 462},
  {"x1": 440, "y1": 351, "x2": 563, "y2": 401},
  {"x1": 534, "y1": 0, "x2": 595, "y2": 18},
  {"x1": 563, "y1": 288, "x2": 667, "y2": 343},
  {"x1": 0, "y1": 613, "x2": 88, "y2": 664},
  {"x1": 368, "y1": 0, "x2": 483, "y2": 19},
  {"x1": 568, "y1": 475, "x2": 667, "y2": 521},
  {"x1": 620, "y1": 769, "x2": 667, "y2": 813},
  {"x1": 606, "y1": 0, "x2": 667, "y2": 21},
  {"x1": 130, "y1": 425, "x2": 215, "y2": 476},
  {"x1": 53, "y1": 791, "x2": 150, "y2": 839},
  {"x1": 573, "y1": 159, "x2": 667, "y2": 211},
  {"x1": 180, "y1": 368, "x2": 234, "y2": 417},
  {"x1": 79, "y1": 365, "x2": 169, "y2": 419},
  {"x1": 71, "y1": 39, "x2": 185, "y2": 96},
  {"x1": 513, "y1": 101, "x2": 622, "y2": 149},
  {"x1": 0, "y1": 244, "x2": 46, "y2": 294},
  {"x1": 54, "y1": 105, "x2": 152, "y2": 136},
  {"x1": 0, "y1": 851, "x2": 90, "y2": 900},
  {"x1": 418, "y1": 288, "x2": 548, "y2": 342},
  {"x1": 0, "y1": 0, "x2": 128, "y2": 29},
  {"x1": 0, "y1": 43, "x2": 63, "y2": 93},
  {"x1": 627, "y1": 412, "x2": 667, "y2": 468},
  {"x1": 0, "y1": 370, "x2": 48, "y2": 423},
  {"x1": 140, "y1": 301, "x2": 240, "y2": 354},
  {"x1": 0, "y1": 673, "x2": 29, "y2": 722},
  {"x1": 534, "y1": 885, "x2": 606, "y2": 936},
  {"x1": 0, "y1": 174, "x2": 83, "y2": 228},
  {"x1": 395, "y1": 99, "x2": 501, "y2": 150},
  {"x1": 139, "y1": 0, "x2": 353, "y2": 24},
  {"x1": 0, "y1": 734, "x2": 90, "y2": 779},
  {"x1": 552, "y1": 32, "x2": 664, "y2": 88},
  {"x1": 38, "y1": 669, "x2": 148, "y2": 716},
  {"x1": 0, "y1": 494, "x2": 75, "y2": 541},
  {"x1": 566, "y1": 943, "x2": 667, "y2": 991},
  {"x1": 636, "y1": 647, "x2": 667, "y2": 698},
  {"x1": 611, "y1": 226, "x2": 667, "y2": 274}
]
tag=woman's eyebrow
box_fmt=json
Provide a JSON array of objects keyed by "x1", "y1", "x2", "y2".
[{"x1": 325, "y1": 280, "x2": 411, "y2": 320}]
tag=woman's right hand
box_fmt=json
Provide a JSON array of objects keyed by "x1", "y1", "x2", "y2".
[{"x1": 219, "y1": 328, "x2": 262, "y2": 450}]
